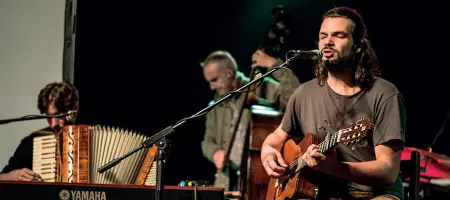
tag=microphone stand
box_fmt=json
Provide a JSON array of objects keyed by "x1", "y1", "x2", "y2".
[
  {"x1": 97, "y1": 55, "x2": 298, "y2": 200},
  {"x1": 422, "y1": 110, "x2": 450, "y2": 173},
  {"x1": 0, "y1": 111, "x2": 76, "y2": 125}
]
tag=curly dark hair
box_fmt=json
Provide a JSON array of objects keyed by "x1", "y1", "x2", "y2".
[
  {"x1": 315, "y1": 7, "x2": 381, "y2": 90},
  {"x1": 37, "y1": 81, "x2": 79, "y2": 114}
]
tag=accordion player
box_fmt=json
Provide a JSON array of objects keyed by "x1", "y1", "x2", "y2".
[{"x1": 32, "y1": 124, "x2": 158, "y2": 185}]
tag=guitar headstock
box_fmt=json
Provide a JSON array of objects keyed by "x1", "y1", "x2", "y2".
[{"x1": 337, "y1": 118, "x2": 374, "y2": 146}]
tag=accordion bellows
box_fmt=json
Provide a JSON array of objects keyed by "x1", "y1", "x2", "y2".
[{"x1": 32, "y1": 124, "x2": 157, "y2": 185}]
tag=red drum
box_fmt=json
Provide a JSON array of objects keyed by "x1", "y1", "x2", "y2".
[{"x1": 402, "y1": 146, "x2": 450, "y2": 179}]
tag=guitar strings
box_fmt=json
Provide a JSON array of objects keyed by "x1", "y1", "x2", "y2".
[{"x1": 286, "y1": 133, "x2": 337, "y2": 172}]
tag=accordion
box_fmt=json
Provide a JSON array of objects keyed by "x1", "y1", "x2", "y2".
[{"x1": 32, "y1": 124, "x2": 158, "y2": 185}]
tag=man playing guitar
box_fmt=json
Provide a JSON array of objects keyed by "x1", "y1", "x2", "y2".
[{"x1": 261, "y1": 6, "x2": 406, "y2": 200}]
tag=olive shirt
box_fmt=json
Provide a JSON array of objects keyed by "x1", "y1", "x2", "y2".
[{"x1": 200, "y1": 60, "x2": 301, "y2": 166}]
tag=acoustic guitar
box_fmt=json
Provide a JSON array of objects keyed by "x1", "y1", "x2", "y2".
[{"x1": 265, "y1": 118, "x2": 374, "y2": 200}]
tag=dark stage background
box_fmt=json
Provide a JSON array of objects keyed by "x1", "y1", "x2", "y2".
[{"x1": 73, "y1": 0, "x2": 449, "y2": 185}]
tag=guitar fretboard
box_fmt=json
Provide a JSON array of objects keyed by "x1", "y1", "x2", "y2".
[
  {"x1": 284, "y1": 118, "x2": 372, "y2": 178},
  {"x1": 318, "y1": 131, "x2": 340, "y2": 154},
  {"x1": 287, "y1": 131, "x2": 339, "y2": 173}
]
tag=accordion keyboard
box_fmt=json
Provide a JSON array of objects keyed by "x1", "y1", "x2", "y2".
[
  {"x1": 144, "y1": 161, "x2": 157, "y2": 186},
  {"x1": 32, "y1": 134, "x2": 58, "y2": 182}
]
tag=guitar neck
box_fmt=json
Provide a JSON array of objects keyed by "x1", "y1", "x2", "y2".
[
  {"x1": 286, "y1": 118, "x2": 371, "y2": 175},
  {"x1": 287, "y1": 131, "x2": 340, "y2": 173},
  {"x1": 318, "y1": 131, "x2": 340, "y2": 154}
]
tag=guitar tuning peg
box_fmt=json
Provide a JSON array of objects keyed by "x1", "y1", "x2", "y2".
[{"x1": 351, "y1": 145, "x2": 356, "y2": 150}]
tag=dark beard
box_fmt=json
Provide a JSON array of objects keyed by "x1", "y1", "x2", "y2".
[{"x1": 323, "y1": 53, "x2": 355, "y2": 74}]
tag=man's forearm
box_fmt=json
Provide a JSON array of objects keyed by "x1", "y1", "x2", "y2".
[
  {"x1": 261, "y1": 133, "x2": 285, "y2": 158},
  {"x1": 329, "y1": 160, "x2": 398, "y2": 186}
]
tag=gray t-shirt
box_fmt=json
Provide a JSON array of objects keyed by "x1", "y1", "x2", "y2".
[{"x1": 281, "y1": 77, "x2": 406, "y2": 197}]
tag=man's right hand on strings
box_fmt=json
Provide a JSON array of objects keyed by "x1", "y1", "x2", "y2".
[{"x1": 261, "y1": 145, "x2": 288, "y2": 179}]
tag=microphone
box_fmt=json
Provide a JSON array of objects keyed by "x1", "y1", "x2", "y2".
[
  {"x1": 288, "y1": 49, "x2": 323, "y2": 60},
  {"x1": 43, "y1": 110, "x2": 77, "y2": 121},
  {"x1": 63, "y1": 110, "x2": 78, "y2": 122}
]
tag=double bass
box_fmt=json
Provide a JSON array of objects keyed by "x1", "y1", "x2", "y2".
[{"x1": 216, "y1": 5, "x2": 294, "y2": 200}]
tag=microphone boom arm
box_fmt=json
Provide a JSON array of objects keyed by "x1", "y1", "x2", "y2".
[
  {"x1": 97, "y1": 54, "x2": 302, "y2": 200},
  {"x1": 0, "y1": 111, "x2": 77, "y2": 125}
]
